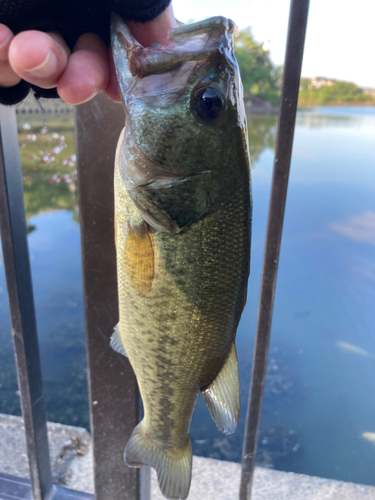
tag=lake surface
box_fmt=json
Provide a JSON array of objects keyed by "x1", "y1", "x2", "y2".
[{"x1": 0, "y1": 106, "x2": 374, "y2": 485}]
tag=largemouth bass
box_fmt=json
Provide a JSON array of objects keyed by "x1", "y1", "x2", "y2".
[{"x1": 111, "y1": 14, "x2": 252, "y2": 500}]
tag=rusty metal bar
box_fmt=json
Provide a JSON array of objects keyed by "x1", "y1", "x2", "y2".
[
  {"x1": 0, "y1": 105, "x2": 53, "y2": 500},
  {"x1": 75, "y1": 93, "x2": 150, "y2": 500},
  {"x1": 239, "y1": 0, "x2": 310, "y2": 498}
]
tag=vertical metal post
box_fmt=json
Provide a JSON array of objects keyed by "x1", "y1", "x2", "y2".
[
  {"x1": 75, "y1": 93, "x2": 150, "y2": 500},
  {"x1": 0, "y1": 106, "x2": 53, "y2": 499},
  {"x1": 239, "y1": 0, "x2": 310, "y2": 498}
]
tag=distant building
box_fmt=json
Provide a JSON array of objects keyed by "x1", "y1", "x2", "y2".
[
  {"x1": 299, "y1": 76, "x2": 375, "y2": 97},
  {"x1": 309, "y1": 77, "x2": 337, "y2": 89},
  {"x1": 362, "y1": 87, "x2": 375, "y2": 97}
]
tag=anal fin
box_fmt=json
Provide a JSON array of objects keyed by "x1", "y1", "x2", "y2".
[
  {"x1": 202, "y1": 343, "x2": 240, "y2": 435},
  {"x1": 110, "y1": 323, "x2": 127, "y2": 357}
]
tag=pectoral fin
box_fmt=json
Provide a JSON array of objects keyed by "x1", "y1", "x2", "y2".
[
  {"x1": 128, "y1": 171, "x2": 220, "y2": 234},
  {"x1": 110, "y1": 323, "x2": 127, "y2": 357},
  {"x1": 202, "y1": 344, "x2": 240, "y2": 435},
  {"x1": 124, "y1": 221, "x2": 154, "y2": 297}
]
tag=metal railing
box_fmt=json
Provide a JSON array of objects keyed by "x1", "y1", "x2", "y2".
[{"x1": 0, "y1": 0, "x2": 309, "y2": 498}]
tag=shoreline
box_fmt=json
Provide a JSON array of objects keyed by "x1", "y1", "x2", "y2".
[{"x1": 297, "y1": 101, "x2": 375, "y2": 108}]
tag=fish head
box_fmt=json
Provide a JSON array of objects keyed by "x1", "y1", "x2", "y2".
[
  {"x1": 111, "y1": 15, "x2": 251, "y2": 233},
  {"x1": 111, "y1": 14, "x2": 249, "y2": 176}
]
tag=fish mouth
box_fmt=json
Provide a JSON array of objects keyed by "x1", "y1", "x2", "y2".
[{"x1": 111, "y1": 13, "x2": 236, "y2": 79}]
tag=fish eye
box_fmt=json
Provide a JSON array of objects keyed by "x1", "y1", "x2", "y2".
[{"x1": 193, "y1": 87, "x2": 224, "y2": 121}]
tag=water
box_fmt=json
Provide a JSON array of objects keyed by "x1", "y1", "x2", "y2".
[{"x1": 0, "y1": 106, "x2": 374, "y2": 485}]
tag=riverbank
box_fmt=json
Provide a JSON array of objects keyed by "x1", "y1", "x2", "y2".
[
  {"x1": 245, "y1": 96, "x2": 279, "y2": 114},
  {"x1": 298, "y1": 99, "x2": 375, "y2": 107}
]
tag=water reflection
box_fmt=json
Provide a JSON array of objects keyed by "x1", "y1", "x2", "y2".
[
  {"x1": 335, "y1": 341, "x2": 375, "y2": 360},
  {"x1": 0, "y1": 114, "x2": 87, "y2": 427},
  {"x1": 17, "y1": 114, "x2": 78, "y2": 221},
  {"x1": 297, "y1": 106, "x2": 375, "y2": 128},
  {"x1": 331, "y1": 211, "x2": 375, "y2": 245},
  {"x1": 247, "y1": 114, "x2": 277, "y2": 164}
]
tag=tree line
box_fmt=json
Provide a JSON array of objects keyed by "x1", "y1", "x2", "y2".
[
  {"x1": 298, "y1": 79, "x2": 375, "y2": 106},
  {"x1": 234, "y1": 27, "x2": 375, "y2": 107},
  {"x1": 234, "y1": 27, "x2": 282, "y2": 106}
]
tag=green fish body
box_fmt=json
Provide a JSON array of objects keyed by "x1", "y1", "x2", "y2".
[{"x1": 111, "y1": 15, "x2": 252, "y2": 500}]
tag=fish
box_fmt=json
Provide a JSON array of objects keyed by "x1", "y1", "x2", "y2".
[
  {"x1": 362, "y1": 432, "x2": 375, "y2": 445},
  {"x1": 335, "y1": 341, "x2": 375, "y2": 360},
  {"x1": 110, "y1": 14, "x2": 251, "y2": 500}
]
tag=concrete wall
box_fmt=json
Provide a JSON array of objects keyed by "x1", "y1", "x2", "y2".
[{"x1": 1, "y1": 414, "x2": 374, "y2": 500}]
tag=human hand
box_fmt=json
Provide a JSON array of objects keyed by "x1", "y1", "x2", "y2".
[{"x1": 0, "y1": 4, "x2": 176, "y2": 105}]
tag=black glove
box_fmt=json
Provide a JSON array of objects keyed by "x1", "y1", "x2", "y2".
[{"x1": 0, "y1": 0, "x2": 171, "y2": 104}]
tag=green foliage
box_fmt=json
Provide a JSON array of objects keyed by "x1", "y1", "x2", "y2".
[
  {"x1": 234, "y1": 27, "x2": 281, "y2": 105},
  {"x1": 298, "y1": 80, "x2": 375, "y2": 106},
  {"x1": 23, "y1": 175, "x2": 78, "y2": 221},
  {"x1": 234, "y1": 27, "x2": 375, "y2": 108},
  {"x1": 247, "y1": 115, "x2": 277, "y2": 164},
  {"x1": 16, "y1": 115, "x2": 79, "y2": 220},
  {"x1": 299, "y1": 78, "x2": 310, "y2": 92}
]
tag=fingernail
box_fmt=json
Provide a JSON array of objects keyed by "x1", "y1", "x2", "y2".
[
  {"x1": 0, "y1": 34, "x2": 12, "y2": 60},
  {"x1": 25, "y1": 49, "x2": 57, "y2": 78},
  {"x1": 74, "y1": 88, "x2": 100, "y2": 105}
]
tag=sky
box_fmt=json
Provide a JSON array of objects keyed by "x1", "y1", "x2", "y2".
[{"x1": 173, "y1": 0, "x2": 375, "y2": 89}]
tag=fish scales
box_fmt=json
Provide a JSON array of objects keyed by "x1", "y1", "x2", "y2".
[
  {"x1": 111, "y1": 14, "x2": 251, "y2": 500},
  {"x1": 115, "y1": 151, "x2": 250, "y2": 443}
]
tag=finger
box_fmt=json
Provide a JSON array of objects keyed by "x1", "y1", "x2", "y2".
[
  {"x1": 57, "y1": 33, "x2": 110, "y2": 105},
  {"x1": 0, "y1": 24, "x2": 21, "y2": 87},
  {"x1": 105, "y1": 46, "x2": 121, "y2": 103},
  {"x1": 126, "y1": 4, "x2": 176, "y2": 47},
  {"x1": 105, "y1": 7, "x2": 176, "y2": 102},
  {"x1": 9, "y1": 30, "x2": 70, "y2": 89}
]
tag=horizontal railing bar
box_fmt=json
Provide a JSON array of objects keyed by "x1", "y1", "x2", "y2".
[
  {"x1": 239, "y1": 0, "x2": 310, "y2": 498},
  {"x1": 0, "y1": 106, "x2": 53, "y2": 500},
  {"x1": 0, "y1": 472, "x2": 94, "y2": 500}
]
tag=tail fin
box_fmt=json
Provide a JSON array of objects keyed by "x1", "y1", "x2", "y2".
[{"x1": 125, "y1": 422, "x2": 192, "y2": 500}]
